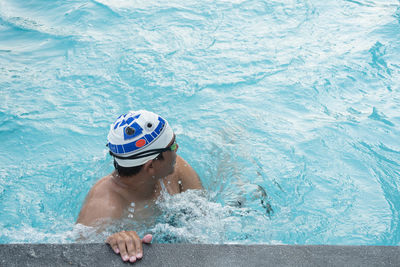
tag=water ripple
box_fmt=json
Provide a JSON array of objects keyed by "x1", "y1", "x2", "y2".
[{"x1": 1, "y1": 0, "x2": 400, "y2": 245}]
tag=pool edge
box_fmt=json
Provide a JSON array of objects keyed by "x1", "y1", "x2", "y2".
[{"x1": 1, "y1": 243, "x2": 399, "y2": 266}]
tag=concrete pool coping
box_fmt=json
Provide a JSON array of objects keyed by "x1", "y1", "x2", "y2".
[{"x1": 1, "y1": 244, "x2": 399, "y2": 266}]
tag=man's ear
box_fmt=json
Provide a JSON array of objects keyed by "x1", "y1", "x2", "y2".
[{"x1": 143, "y1": 160, "x2": 155, "y2": 175}]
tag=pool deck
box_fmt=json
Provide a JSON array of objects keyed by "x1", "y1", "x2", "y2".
[{"x1": 1, "y1": 244, "x2": 399, "y2": 266}]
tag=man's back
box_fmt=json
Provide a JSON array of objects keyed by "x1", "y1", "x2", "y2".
[{"x1": 77, "y1": 155, "x2": 201, "y2": 227}]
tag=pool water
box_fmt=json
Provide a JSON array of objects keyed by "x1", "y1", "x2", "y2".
[{"x1": 0, "y1": 0, "x2": 399, "y2": 245}]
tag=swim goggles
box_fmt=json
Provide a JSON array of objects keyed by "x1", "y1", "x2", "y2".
[{"x1": 109, "y1": 140, "x2": 177, "y2": 160}]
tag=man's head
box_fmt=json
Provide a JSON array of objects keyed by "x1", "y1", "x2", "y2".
[{"x1": 107, "y1": 110, "x2": 177, "y2": 176}]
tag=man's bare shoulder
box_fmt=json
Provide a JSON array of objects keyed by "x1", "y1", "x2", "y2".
[
  {"x1": 174, "y1": 155, "x2": 203, "y2": 191},
  {"x1": 77, "y1": 175, "x2": 125, "y2": 226}
]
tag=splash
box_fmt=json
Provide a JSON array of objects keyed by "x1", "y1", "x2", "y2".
[{"x1": 152, "y1": 190, "x2": 272, "y2": 243}]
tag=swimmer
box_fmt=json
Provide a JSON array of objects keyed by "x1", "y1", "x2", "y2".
[{"x1": 76, "y1": 110, "x2": 202, "y2": 263}]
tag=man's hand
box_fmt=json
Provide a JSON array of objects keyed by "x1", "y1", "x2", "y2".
[{"x1": 106, "y1": 231, "x2": 153, "y2": 263}]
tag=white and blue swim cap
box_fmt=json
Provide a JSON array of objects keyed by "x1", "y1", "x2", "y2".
[{"x1": 107, "y1": 110, "x2": 174, "y2": 167}]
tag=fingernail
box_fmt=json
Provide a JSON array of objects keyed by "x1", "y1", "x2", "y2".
[
  {"x1": 136, "y1": 253, "x2": 142, "y2": 259},
  {"x1": 123, "y1": 255, "x2": 129, "y2": 261},
  {"x1": 130, "y1": 256, "x2": 136, "y2": 262},
  {"x1": 115, "y1": 248, "x2": 120, "y2": 254}
]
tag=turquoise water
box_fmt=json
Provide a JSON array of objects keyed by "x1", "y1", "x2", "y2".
[{"x1": 1, "y1": 0, "x2": 399, "y2": 245}]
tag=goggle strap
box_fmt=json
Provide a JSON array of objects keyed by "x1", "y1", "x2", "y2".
[{"x1": 110, "y1": 148, "x2": 167, "y2": 160}]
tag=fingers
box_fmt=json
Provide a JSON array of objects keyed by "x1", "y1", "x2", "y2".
[
  {"x1": 118, "y1": 232, "x2": 130, "y2": 262},
  {"x1": 142, "y1": 234, "x2": 153, "y2": 244},
  {"x1": 105, "y1": 236, "x2": 119, "y2": 254},
  {"x1": 131, "y1": 232, "x2": 143, "y2": 259},
  {"x1": 106, "y1": 231, "x2": 149, "y2": 263},
  {"x1": 123, "y1": 232, "x2": 136, "y2": 263}
]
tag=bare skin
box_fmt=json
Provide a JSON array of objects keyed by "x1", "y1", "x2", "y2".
[{"x1": 76, "y1": 139, "x2": 202, "y2": 263}]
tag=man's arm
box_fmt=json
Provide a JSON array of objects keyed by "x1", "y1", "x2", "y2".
[
  {"x1": 176, "y1": 155, "x2": 203, "y2": 191},
  {"x1": 76, "y1": 191, "x2": 151, "y2": 263},
  {"x1": 76, "y1": 196, "x2": 122, "y2": 227}
]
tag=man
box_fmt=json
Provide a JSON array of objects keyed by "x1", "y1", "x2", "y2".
[{"x1": 77, "y1": 110, "x2": 202, "y2": 263}]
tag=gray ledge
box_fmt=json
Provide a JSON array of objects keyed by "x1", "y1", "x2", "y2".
[{"x1": 0, "y1": 243, "x2": 399, "y2": 267}]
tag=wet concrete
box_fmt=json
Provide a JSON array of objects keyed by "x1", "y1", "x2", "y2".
[{"x1": 0, "y1": 243, "x2": 399, "y2": 267}]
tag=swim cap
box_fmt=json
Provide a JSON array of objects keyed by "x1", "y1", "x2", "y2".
[{"x1": 107, "y1": 110, "x2": 174, "y2": 167}]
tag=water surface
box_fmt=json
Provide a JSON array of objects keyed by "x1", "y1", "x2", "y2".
[{"x1": 0, "y1": 0, "x2": 399, "y2": 245}]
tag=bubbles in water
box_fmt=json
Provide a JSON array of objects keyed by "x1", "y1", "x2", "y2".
[{"x1": 151, "y1": 190, "x2": 271, "y2": 244}]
